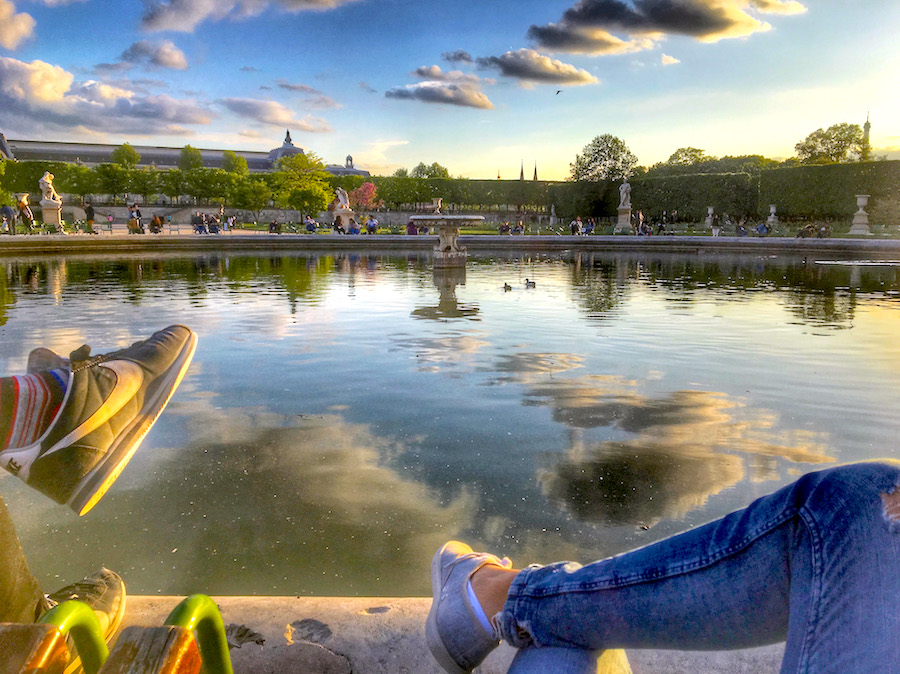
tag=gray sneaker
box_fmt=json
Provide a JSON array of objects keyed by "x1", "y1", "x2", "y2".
[
  {"x1": 426, "y1": 541, "x2": 512, "y2": 673},
  {"x1": 44, "y1": 567, "x2": 127, "y2": 674},
  {"x1": 0, "y1": 325, "x2": 197, "y2": 515}
]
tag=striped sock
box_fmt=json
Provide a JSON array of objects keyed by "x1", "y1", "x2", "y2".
[{"x1": 0, "y1": 370, "x2": 67, "y2": 450}]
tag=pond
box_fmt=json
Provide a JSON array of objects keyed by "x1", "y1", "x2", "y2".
[{"x1": 2, "y1": 250, "x2": 900, "y2": 597}]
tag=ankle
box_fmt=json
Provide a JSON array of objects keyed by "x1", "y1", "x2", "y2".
[{"x1": 470, "y1": 564, "x2": 518, "y2": 620}]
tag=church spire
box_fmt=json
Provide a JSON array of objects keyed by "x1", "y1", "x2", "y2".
[
  {"x1": 533, "y1": 163, "x2": 538, "y2": 181},
  {"x1": 519, "y1": 160, "x2": 524, "y2": 181}
]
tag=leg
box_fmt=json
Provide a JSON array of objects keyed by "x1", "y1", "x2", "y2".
[
  {"x1": 430, "y1": 462, "x2": 900, "y2": 673},
  {"x1": 0, "y1": 495, "x2": 45, "y2": 622},
  {"x1": 496, "y1": 462, "x2": 900, "y2": 672}
]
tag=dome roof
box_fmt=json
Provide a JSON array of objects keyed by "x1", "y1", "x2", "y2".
[{"x1": 268, "y1": 130, "x2": 304, "y2": 164}]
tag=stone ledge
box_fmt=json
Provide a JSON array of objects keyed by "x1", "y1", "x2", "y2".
[{"x1": 123, "y1": 596, "x2": 784, "y2": 673}]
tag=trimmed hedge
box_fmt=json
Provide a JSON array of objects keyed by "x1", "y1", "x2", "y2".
[
  {"x1": 758, "y1": 161, "x2": 900, "y2": 219},
  {"x1": 631, "y1": 173, "x2": 755, "y2": 221}
]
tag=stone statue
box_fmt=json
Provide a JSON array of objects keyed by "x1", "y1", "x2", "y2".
[
  {"x1": 39, "y1": 172, "x2": 62, "y2": 205},
  {"x1": 618, "y1": 181, "x2": 631, "y2": 210},
  {"x1": 345, "y1": 155, "x2": 353, "y2": 169},
  {"x1": 335, "y1": 187, "x2": 350, "y2": 210}
]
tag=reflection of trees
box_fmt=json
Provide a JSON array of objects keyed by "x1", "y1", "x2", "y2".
[{"x1": 524, "y1": 375, "x2": 833, "y2": 526}]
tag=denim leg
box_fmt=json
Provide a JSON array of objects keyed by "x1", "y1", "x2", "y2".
[
  {"x1": 498, "y1": 461, "x2": 900, "y2": 674},
  {"x1": 0, "y1": 495, "x2": 45, "y2": 622}
]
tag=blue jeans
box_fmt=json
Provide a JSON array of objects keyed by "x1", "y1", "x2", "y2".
[{"x1": 497, "y1": 461, "x2": 900, "y2": 673}]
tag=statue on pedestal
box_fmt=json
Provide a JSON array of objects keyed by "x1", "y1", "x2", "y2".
[
  {"x1": 38, "y1": 171, "x2": 63, "y2": 229},
  {"x1": 618, "y1": 181, "x2": 631, "y2": 210},
  {"x1": 335, "y1": 187, "x2": 350, "y2": 210}
]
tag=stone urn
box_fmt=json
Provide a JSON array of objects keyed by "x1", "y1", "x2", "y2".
[{"x1": 849, "y1": 194, "x2": 871, "y2": 235}]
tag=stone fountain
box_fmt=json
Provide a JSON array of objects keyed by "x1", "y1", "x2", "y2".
[{"x1": 409, "y1": 199, "x2": 484, "y2": 268}]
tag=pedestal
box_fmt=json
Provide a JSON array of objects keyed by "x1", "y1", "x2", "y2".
[
  {"x1": 615, "y1": 208, "x2": 631, "y2": 233},
  {"x1": 40, "y1": 200, "x2": 62, "y2": 227},
  {"x1": 333, "y1": 207, "x2": 356, "y2": 230},
  {"x1": 848, "y1": 194, "x2": 871, "y2": 236}
]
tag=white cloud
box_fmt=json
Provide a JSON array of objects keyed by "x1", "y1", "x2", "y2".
[
  {"x1": 661, "y1": 53, "x2": 680, "y2": 65},
  {"x1": 121, "y1": 40, "x2": 189, "y2": 70},
  {"x1": 142, "y1": 0, "x2": 364, "y2": 32},
  {"x1": 385, "y1": 81, "x2": 494, "y2": 110},
  {"x1": 411, "y1": 65, "x2": 489, "y2": 86},
  {"x1": 221, "y1": 97, "x2": 331, "y2": 132},
  {"x1": 477, "y1": 49, "x2": 598, "y2": 86},
  {"x1": 35, "y1": 0, "x2": 88, "y2": 5},
  {"x1": 0, "y1": 0, "x2": 35, "y2": 50},
  {"x1": 0, "y1": 56, "x2": 213, "y2": 136}
]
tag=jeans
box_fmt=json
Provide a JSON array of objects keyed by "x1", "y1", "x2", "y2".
[
  {"x1": 0, "y1": 495, "x2": 44, "y2": 623},
  {"x1": 497, "y1": 461, "x2": 900, "y2": 673}
]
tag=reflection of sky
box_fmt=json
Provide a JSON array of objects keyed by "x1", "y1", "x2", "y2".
[{"x1": 2, "y1": 252, "x2": 900, "y2": 594}]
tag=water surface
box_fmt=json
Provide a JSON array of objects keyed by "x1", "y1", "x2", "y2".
[{"x1": 1, "y1": 250, "x2": 899, "y2": 596}]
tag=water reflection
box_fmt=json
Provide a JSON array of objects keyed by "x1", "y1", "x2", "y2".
[
  {"x1": 522, "y1": 376, "x2": 832, "y2": 525},
  {"x1": 2, "y1": 250, "x2": 899, "y2": 595}
]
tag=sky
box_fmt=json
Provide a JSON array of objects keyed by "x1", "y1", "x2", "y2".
[{"x1": 0, "y1": 0, "x2": 897, "y2": 180}]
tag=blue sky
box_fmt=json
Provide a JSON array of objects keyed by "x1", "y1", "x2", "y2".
[{"x1": 0, "y1": 0, "x2": 897, "y2": 179}]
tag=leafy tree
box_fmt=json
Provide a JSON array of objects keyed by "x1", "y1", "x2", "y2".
[
  {"x1": 231, "y1": 177, "x2": 272, "y2": 223},
  {"x1": 110, "y1": 143, "x2": 141, "y2": 168},
  {"x1": 663, "y1": 147, "x2": 715, "y2": 166},
  {"x1": 570, "y1": 135, "x2": 638, "y2": 181},
  {"x1": 348, "y1": 182, "x2": 383, "y2": 211},
  {"x1": 411, "y1": 162, "x2": 450, "y2": 179},
  {"x1": 94, "y1": 163, "x2": 132, "y2": 202},
  {"x1": 279, "y1": 182, "x2": 331, "y2": 218},
  {"x1": 179, "y1": 145, "x2": 205, "y2": 172},
  {"x1": 55, "y1": 164, "x2": 97, "y2": 203},
  {"x1": 392, "y1": 167, "x2": 409, "y2": 178},
  {"x1": 222, "y1": 150, "x2": 249, "y2": 176},
  {"x1": 795, "y1": 123, "x2": 865, "y2": 164},
  {"x1": 183, "y1": 168, "x2": 234, "y2": 206},
  {"x1": 129, "y1": 166, "x2": 159, "y2": 203},
  {"x1": 276, "y1": 152, "x2": 331, "y2": 182},
  {"x1": 158, "y1": 169, "x2": 186, "y2": 203}
]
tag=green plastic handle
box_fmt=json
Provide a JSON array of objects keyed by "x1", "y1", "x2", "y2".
[
  {"x1": 38, "y1": 600, "x2": 109, "y2": 674},
  {"x1": 165, "y1": 594, "x2": 234, "y2": 674}
]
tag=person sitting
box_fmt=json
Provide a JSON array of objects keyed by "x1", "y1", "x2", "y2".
[
  {"x1": 427, "y1": 461, "x2": 900, "y2": 673},
  {"x1": 269, "y1": 219, "x2": 281, "y2": 234},
  {"x1": 499, "y1": 222, "x2": 512, "y2": 235},
  {"x1": 756, "y1": 222, "x2": 770, "y2": 237},
  {"x1": 149, "y1": 215, "x2": 163, "y2": 234},
  {"x1": 208, "y1": 216, "x2": 220, "y2": 234},
  {"x1": 332, "y1": 216, "x2": 346, "y2": 234},
  {"x1": 305, "y1": 216, "x2": 318, "y2": 233},
  {"x1": 366, "y1": 217, "x2": 379, "y2": 235},
  {"x1": 348, "y1": 218, "x2": 361, "y2": 235},
  {"x1": 127, "y1": 217, "x2": 143, "y2": 234},
  {"x1": 407, "y1": 221, "x2": 418, "y2": 235}
]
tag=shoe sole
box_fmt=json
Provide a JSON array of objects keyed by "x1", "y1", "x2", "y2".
[
  {"x1": 426, "y1": 543, "x2": 470, "y2": 674},
  {"x1": 67, "y1": 329, "x2": 198, "y2": 516}
]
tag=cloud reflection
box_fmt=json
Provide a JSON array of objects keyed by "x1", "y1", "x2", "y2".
[{"x1": 523, "y1": 375, "x2": 833, "y2": 526}]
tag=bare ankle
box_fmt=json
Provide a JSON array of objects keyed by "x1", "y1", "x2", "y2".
[{"x1": 470, "y1": 565, "x2": 518, "y2": 619}]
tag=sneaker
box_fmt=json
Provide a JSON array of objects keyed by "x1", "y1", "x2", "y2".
[
  {"x1": 0, "y1": 325, "x2": 197, "y2": 515},
  {"x1": 44, "y1": 567, "x2": 126, "y2": 674},
  {"x1": 426, "y1": 541, "x2": 512, "y2": 673}
]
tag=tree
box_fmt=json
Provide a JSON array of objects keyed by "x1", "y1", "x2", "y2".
[
  {"x1": 222, "y1": 150, "x2": 249, "y2": 176},
  {"x1": 663, "y1": 147, "x2": 715, "y2": 166},
  {"x1": 570, "y1": 135, "x2": 638, "y2": 181},
  {"x1": 159, "y1": 169, "x2": 186, "y2": 203},
  {"x1": 279, "y1": 182, "x2": 331, "y2": 218},
  {"x1": 348, "y1": 182, "x2": 384, "y2": 211},
  {"x1": 129, "y1": 167, "x2": 159, "y2": 203},
  {"x1": 392, "y1": 167, "x2": 409, "y2": 178},
  {"x1": 55, "y1": 164, "x2": 97, "y2": 203},
  {"x1": 411, "y1": 162, "x2": 450, "y2": 179},
  {"x1": 179, "y1": 145, "x2": 204, "y2": 172},
  {"x1": 94, "y1": 163, "x2": 132, "y2": 202},
  {"x1": 231, "y1": 177, "x2": 272, "y2": 223},
  {"x1": 111, "y1": 143, "x2": 141, "y2": 168},
  {"x1": 795, "y1": 123, "x2": 865, "y2": 164}
]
